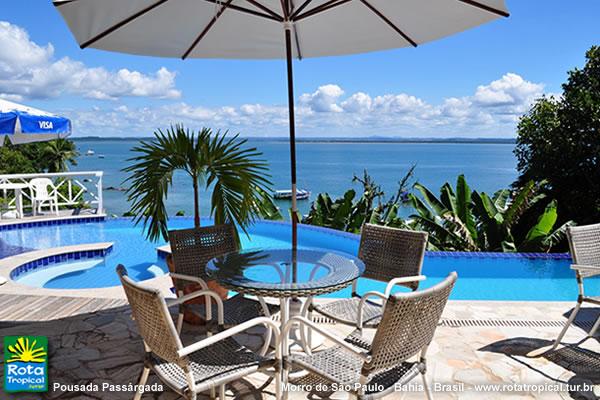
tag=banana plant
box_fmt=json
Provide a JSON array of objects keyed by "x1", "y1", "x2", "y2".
[
  {"x1": 303, "y1": 189, "x2": 361, "y2": 232},
  {"x1": 409, "y1": 175, "x2": 479, "y2": 251},
  {"x1": 410, "y1": 175, "x2": 571, "y2": 252},
  {"x1": 303, "y1": 168, "x2": 415, "y2": 233}
]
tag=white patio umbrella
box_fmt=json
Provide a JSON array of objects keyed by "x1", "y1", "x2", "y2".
[
  {"x1": 0, "y1": 99, "x2": 71, "y2": 145},
  {"x1": 54, "y1": 0, "x2": 509, "y2": 248}
]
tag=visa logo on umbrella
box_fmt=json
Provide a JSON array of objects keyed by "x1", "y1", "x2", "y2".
[{"x1": 38, "y1": 121, "x2": 54, "y2": 130}]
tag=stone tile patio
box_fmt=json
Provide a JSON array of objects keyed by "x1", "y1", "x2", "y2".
[{"x1": 0, "y1": 295, "x2": 598, "y2": 400}]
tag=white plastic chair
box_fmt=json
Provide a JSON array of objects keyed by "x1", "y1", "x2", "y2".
[{"x1": 29, "y1": 178, "x2": 59, "y2": 216}]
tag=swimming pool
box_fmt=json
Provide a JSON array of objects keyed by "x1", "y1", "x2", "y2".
[{"x1": 2, "y1": 218, "x2": 596, "y2": 300}]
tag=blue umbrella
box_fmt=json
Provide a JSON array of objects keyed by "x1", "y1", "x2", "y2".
[{"x1": 0, "y1": 99, "x2": 71, "y2": 145}]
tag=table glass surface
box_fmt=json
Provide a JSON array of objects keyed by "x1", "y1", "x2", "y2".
[{"x1": 206, "y1": 248, "x2": 365, "y2": 296}]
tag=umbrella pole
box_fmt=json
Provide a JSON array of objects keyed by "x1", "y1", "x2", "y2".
[{"x1": 285, "y1": 26, "x2": 299, "y2": 252}]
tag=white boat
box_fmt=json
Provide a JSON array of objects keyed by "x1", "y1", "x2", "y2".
[
  {"x1": 85, "y1": 149, "x2": 95, "y2": 156},
  {"x1": 274, "y1": 189, "x2": 310, "y2": 200}
]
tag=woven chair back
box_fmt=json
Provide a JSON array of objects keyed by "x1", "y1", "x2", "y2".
[
  {"x1": 168, "y1": 224, "x2": 238, "y2": 281},
  {"x1": 358, "y1": 224, "x2": 428, "y2": 290},
  {"x1": 365, "y1": 272, "x2": 457, "y2": 373},
  {"x1": 117, "y1": 265, "x2": 185, "y2": 365},
  {"x1": 567, "y1": 223, "x2": 600, "y2": 267}
]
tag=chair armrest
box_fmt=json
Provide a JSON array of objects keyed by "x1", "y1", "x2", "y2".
[
  {"x1": 169, "y1": 272, "x2": 208, "y2": 290},
  {"x1": 166, "y1": 290, "x2": 224, "y2": 325},
  {"x1": 571, "y1": 264, "x2": 600, "y2": 277},
  {"x1": 384, "y1": 275, "x2": 426, "y2": 297},
  {"x1": 282, "y1": 316, "x2": 371, "y2": 362},
  {"x1": 178, "y1": 317, "x2": 281, "y2": 359},
  {"x1": 356, "y1": 291, "x2": 388, "y2": 330}
]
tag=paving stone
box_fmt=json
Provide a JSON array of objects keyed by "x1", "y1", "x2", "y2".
[
  {"x1": 97, "y1": 321, "x2": 131, "y2": 339},
  {"x1": 61, "y1": 333, "x2": 77, "y2": 348},
  {"x1": 2, "y1": 298, "x2": 599, "y2": 399},
  {"x1": 87, "y1": 354, "x2": 142, "y2": 370},
  {"x1": 66, "y1": 320, "x2": 96, "y2": 334}
]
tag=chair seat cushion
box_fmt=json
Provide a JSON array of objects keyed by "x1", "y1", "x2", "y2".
[
  {"x1": 290, "y1": 346, "x2": 419, "y2": 399},
  {"x1": 151, "y1": 337, "x2": 273, "y2": 395},
  {"x1": 313, "y1": 297, "x2": 383, "y2": 327}
]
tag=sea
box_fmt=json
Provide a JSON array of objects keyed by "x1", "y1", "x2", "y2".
[{"x1": 72, "y1": 138, "x2": 518, "y2": 219}]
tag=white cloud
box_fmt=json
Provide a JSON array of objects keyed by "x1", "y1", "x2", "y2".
[
  {"x1": 0, "y1": 21, "x2": 181, "y2": 101},
  {"x1": 473, "y1": 73, "x2": 544, "y2": 109},
  {"x1": 299, "y1": 84, "x2": 344, "y2": 113},
  {"x1": 65, "y1": 72, "x2": 546, "y2": 138}
]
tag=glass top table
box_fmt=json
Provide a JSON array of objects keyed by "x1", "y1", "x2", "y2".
[{"x1": 206, "y1": 248, "x2": 365, "y2": 298}]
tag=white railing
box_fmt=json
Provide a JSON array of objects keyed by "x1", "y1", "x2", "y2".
[{"x1": 0, "y1": 171, "x2": 103, "y2": 214}]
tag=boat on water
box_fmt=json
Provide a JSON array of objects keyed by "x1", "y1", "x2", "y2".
[
  {"x1": 85, "y1": 149, "x2": 95, "y2": 156},
  {"x1": 273, "y1": 189, "x2": 310, "y2": 200}
]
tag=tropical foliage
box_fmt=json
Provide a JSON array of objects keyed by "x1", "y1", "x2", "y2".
[
  {"x1": 302, "y1": 167, "x2": 415, "y2": 233},
  {"x1": 302, "y1": 169, "x2": 571, "y2": 252},
  {"x1": 409, "y1": 175, "x2": 572, "y2": 252},
  {"x1": 514, "y1": 46, "x2": 600, "y2": 225},
  {"x1": 0, "y1": 138, "x2": 78, "y2": 174},
  {"x1": 42, "y1": 139, "x2": 80, "y2": 173},
  {"x1": 124, "y1": 125, "x2": 276, "y2": 241}
]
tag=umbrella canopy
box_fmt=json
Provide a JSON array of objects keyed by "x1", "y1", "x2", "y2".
[
  {"x1": 0, "y1": 99, "x2": 71, "y2": 145},
  {"x1": 54, "y1": 0, "x2": 509, "y2": 248},
  {"x1": 53, "y1": 0, "x2": 508, "y2": 59}
]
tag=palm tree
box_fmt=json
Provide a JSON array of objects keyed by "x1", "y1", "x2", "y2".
[
  {"x1": 123, "y1": 125, "x2": 273, "y2": 241},
  {"x1": 42, "y1": 139, "x2": 79, "y2": 172}
]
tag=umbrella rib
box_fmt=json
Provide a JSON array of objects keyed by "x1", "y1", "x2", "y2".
[
  {"x1": 53, "y1": 0, "x2": 78, "y2": 6},
  {"x1": 281, "y1": 0, "x2": 290, "y2": 18},
  {"x1": 182, "y1": 0, "x2": 235, "y2": 59},
  {"x1": 201, "y1": 0, "x2": 282, "y2": 21},
  {"x1": 79, "y1": 0, "x2": 173, "y2": 49},
  {"x1": 289, "y1": 0, "x2": 313, "y2": 20},
  {"x1": 457, "y1": 0, "x2": 510, "y2": 17},
  {"x1": 290, "y1": 0, "x2": 303, "y2": 59},
  {"x1": 294, "y1": 0, "x2": 353, "y2": 22},
  {"x1": 243, "y1": 0, "x2": 284, "y2": 21},
  {"x1": 359, "y1": 0, "x2": 418, "y2": 47}
]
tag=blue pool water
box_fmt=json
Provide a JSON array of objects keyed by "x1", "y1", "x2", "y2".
[{"x1": 2, "y1": 218, "x2": 597, "y2": 300}]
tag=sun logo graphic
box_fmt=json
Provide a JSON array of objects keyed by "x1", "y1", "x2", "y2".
[{"x1": 3, "y1": 336, "x2": 48, "y2": 393}]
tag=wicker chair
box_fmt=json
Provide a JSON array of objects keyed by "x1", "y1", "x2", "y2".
[
  {"x1": 117, "y1": 265, "x2": 281, "y2": 400},
  {"x1": 168, "y1": 224, "x2": 273, "y2": 333},
  {"x1": 309, "y1": 224, "x2": 428, "y2": 334},
  {"x1": 551, "y1": 223, "x2": 600, "y2": 350},
  {"x1": 284, "y1": 272, "x2": 457, "y2": 400}
]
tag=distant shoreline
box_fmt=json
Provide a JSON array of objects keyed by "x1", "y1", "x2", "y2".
[{"x1": 72, "y1": 136, "x2": 516, "y2": 145}]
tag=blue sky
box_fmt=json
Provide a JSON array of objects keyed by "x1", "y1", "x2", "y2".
[{"x1": 0, "y1": 1, "x2": 599, "y2": 138}]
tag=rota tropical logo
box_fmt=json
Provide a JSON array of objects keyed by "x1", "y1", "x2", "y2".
[{"x1": 3, "y1": 336, "x2": 48, "y2": 393}]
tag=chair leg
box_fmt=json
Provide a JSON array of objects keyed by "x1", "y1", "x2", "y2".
[
  {"x1": 282, "y1": 364, "x2": 289, "y2": 400},
  {"x1": 589, "y1": 314, "x2": 600, "y2": 338},
  {"x1": 219, "y1": 385, "x2": 226, "y2": 400},
  {"x1": 133, "y1": 367, "x2": 150, "y2": 400},
  {"x1": 210, "y1": 387, "x2": 216, "y2": 399},
  {"x1": 551, "y1": 301, "x2": 583, "y2": 351},
  {"x1": 176, "y1": 311, "x2": 184, "y2": 334},
  {"x1": 422, "y1": 371, "x2": 434, "y2": 400},
  {"x1": 275, "y1": 365, "x2": 282, "y2": 400}
]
